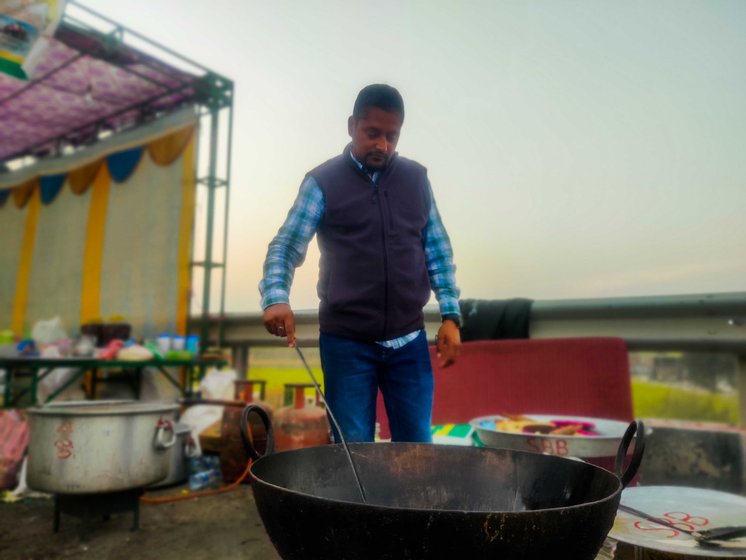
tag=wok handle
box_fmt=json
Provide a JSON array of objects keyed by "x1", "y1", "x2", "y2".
[
  {"x1": 240, "y1": 404, "x2": 275, "y2": 461},
  {"x1": 614, "y1": 420, "x2": 645, "y2": 487}
]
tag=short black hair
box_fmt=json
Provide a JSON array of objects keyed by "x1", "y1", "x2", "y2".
[{"x1": 352, "y1": 84, "x2": 405, "y2": 122}]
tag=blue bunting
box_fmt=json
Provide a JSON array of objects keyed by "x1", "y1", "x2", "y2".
[
  {"x1": 107, "y1": 147, "x2": 145, "y2": 183},
  {"x1": 40, "y1": 174, "x2": 66, "y2": 204}
]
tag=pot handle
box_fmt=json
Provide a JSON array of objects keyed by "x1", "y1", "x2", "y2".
[
  {"x1": 154, "y1": 419, "x2": 177, "y2": 450},
  {"x1": 240, "y1": 404, "x2": 275, "y2": 461},
  {"x1": 614, "y1": 420, "x2": 646, "y2": 487}
]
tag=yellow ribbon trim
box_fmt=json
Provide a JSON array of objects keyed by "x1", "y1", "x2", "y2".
[
  {"x1": 0, "y1": 51, "x2": 24, "y2": 64},
  {"x1": 79, "y1": 164, "x2": 111, "y2": 325},
  {"x1": 176, "y1": 130, "x2": 197, "y2": 335},
  {"x1": 2, "y1": 125, "x2": 197, "y2": 203},
  {"x1": 12, "y1": 178, "x2": 38, "y2": 209},
  {"x1": 147, "y1": 125, "x2": 196, "y2": 167},
  {"x1": 68, "y1": 159, "x2": 104, "y2": 195},
  {"x1": 11, "y1": 188, "x2": 41, "y2": 336},
  {"x1": 5, "y1": 125, "x2": 197, "y2": 336}
]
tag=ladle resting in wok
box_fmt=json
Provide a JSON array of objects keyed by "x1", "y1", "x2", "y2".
[{"x1": 241, "y1": 405, "x2": 644, "y2": 560}]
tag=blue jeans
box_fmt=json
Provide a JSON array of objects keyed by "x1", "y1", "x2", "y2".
[{"x1": 319, "y1": 331, "x2": 434, "y2": 443}]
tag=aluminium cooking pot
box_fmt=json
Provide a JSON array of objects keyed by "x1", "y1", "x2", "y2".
[
  {"x1": 27, "y1": 400, "x2": 178, "y2": 494},
  {"x1": 239, "y1": 405, "x2": 645, "y2": 560}
]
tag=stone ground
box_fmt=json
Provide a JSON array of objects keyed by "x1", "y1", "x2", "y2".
[{"x1": 0, "y1": 482, "x2": 281, "y2": 560}]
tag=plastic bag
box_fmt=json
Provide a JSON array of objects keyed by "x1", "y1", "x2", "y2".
[
  {"x1": 0, "y1": 0, "x2": 66, "y2": 80},
  {"x1": 199, "y1": 368, "x2": 236, "y2": 400},
  {"x1": 179, "y1": 404, "x2": 224, "y2": 464},
  {"x1": 116, "y1": 344, "x2": 153, "y2": 361},
  {"x1": 180, "y1": 404, "x2": 223, "y2": 438},
  {"x1": 1, "y1": 457, "x2": 50, "y2": 502},
  {"x1": 35, "y1": 346, "x2": 84, "y2": 403},
  {"x1": 30, "y1": 316, "x2": 67, "y2": 347},
  {"x1": 0, "y1": 410, "x2": 29, "y2": 490},
  {"x1": 138, "y1": 367, "x2": 181, "y2": 402}
]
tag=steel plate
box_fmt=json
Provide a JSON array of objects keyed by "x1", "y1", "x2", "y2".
[{"x1": 609, "y1": 486, "x2": 746, "y2": 558}]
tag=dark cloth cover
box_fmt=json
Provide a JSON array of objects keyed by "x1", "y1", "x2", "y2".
[{"x1": 459, "y1": 298, "x2": 534, "y2": 341}]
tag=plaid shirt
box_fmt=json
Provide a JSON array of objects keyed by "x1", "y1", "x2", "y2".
[{"x1": 260, "y1": 153, "x2": 461, "y2": 346}]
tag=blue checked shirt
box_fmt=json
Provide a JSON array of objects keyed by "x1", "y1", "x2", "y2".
[{"x1": 260, "y1": 152, "x2": 461, "y2": 348}]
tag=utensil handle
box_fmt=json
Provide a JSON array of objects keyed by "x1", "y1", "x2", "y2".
[
  {"x1": 154, "y1": 419, "x2": 177, "y2": 450},
  {"x1": 614, "y1": 420, "x2": 645, "y2": 487},
  {"x1": 694, "y1": 525, "x2": 746, "y2": 543},
  {"x1": 240, "y1": 404, "x2": 275, "y2": 461}
]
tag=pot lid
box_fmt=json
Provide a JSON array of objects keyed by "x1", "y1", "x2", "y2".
[{"x1": 28, "y1": 399, "x2": 179, "y2": 416}]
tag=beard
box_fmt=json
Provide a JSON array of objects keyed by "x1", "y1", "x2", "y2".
[{"x1": 363, "y1": 152, "x2": 388, "y2": 170}]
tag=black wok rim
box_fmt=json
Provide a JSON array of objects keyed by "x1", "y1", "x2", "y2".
[{"x1": 249, "y1": 443, "x2": 624, "y2": 515}]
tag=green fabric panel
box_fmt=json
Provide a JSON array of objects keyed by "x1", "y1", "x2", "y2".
[{"x1": 0, "y1": 58, "x2": 27, "y2": 80}]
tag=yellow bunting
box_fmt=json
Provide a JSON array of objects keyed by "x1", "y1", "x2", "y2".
[
  {"x1": 148, "y1": 125, "x2": 196, "y2": 167},
  {"x1": 175, "y1": 130, "x2": 197, "y2": 335},
  {"x1": 11, "y1": 188, "x2": 41, "y2": 336},
  {"x1": 12, "y1": 178, "x2": 38, "y2": 209},
  {"x1": 79, "y1": 164, "x2": 111, "y2": 325},
  {"x1": 2, "y1": 125, "x2": 195, "y2": 207},
  {"x1": 68, "y1": 159, "x2": 104, "y2": 195}
]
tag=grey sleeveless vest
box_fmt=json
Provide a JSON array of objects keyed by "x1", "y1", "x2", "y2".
[{"x1": 309, "y1": 146, "x2": 432, "y2": 340}]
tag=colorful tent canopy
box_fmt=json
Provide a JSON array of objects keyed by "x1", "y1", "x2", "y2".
[
  {"x1": 0, "y1": 2, "x2": 233, "y2": 348},
  {"x1": 0, "y1": 3, "x2": 223, "y2": 164},
  {"x1": 0, "y1": 115, "x2": 195, "y2": 208},
  {"x1": 0, "y1": 117, "x2": 197, "y2": 339}
]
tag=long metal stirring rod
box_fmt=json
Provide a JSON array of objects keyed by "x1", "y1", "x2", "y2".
[{"x1": 294, "y1": 345, "x2": 368, "y2": 504}]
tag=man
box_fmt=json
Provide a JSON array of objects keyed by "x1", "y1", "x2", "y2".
[{"x1": 259, "y1": 83, "x2": 461, "y2": 443}]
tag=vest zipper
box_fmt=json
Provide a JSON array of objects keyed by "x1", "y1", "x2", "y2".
[{"x1": 374, "y1": 185, "x2": 389, "y2": 338}]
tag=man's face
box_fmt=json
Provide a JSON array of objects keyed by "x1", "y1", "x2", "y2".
[{"x1": 348, "y1": 107, "x2": 402, "y2": 170}]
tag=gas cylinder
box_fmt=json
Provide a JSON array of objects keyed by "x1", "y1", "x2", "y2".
[
  {"x1": 219, "y1": 379, "x2": 273, "y2": 483},
  {"x1": 234, "y1": 379, "x2": 273, "y2": 412},
  {"x1": 273, "y1": 383, "x2": 330, "y2": 451}
]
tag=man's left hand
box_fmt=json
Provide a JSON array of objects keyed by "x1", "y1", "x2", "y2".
[{"x1": 436, "y1": 319, "x2": 461, "y2": 368}]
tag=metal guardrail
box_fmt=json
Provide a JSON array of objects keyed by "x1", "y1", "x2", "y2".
[
  {"x1": 530, "y1": 292, "x2": 746, "y2": 353},
  {"x1": 190, "y1": 292, "x2": 746, "y2": 351},
  {"x1": 189, "y1": 291, "x2": 746, "y2": 426}
]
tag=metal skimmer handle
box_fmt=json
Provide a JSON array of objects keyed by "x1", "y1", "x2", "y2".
[{"x1": 294, "y1": 345, "x2": 368, "y2": 504}]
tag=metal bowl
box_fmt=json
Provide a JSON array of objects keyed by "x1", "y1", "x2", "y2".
[{"x1": 470, "y1": 414, "x2": 633, "y2": 458}]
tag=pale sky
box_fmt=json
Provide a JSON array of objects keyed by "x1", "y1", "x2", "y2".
[{"x1": 79, "y1": 0, "x2": 746, "y2": 312}]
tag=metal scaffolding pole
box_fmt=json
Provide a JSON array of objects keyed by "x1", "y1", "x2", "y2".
[
  {"x1": 218, "y1": 105, "x2": 235, "y2": 348},
  {"x1": 199, "y1": 108, "x2": 220, "y2": 351},
  {"x1": 193, "y1": 75, "x2": 233, "y2": 352}
]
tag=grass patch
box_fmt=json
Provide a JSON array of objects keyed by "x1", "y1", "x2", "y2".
[{"x1": 632, "y1": 378, "x2": 739, "y2": 425}]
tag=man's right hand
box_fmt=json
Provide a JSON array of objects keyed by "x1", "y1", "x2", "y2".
[{"x1": 263, "y1": 303, "x2": 297, "y2": 347}]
